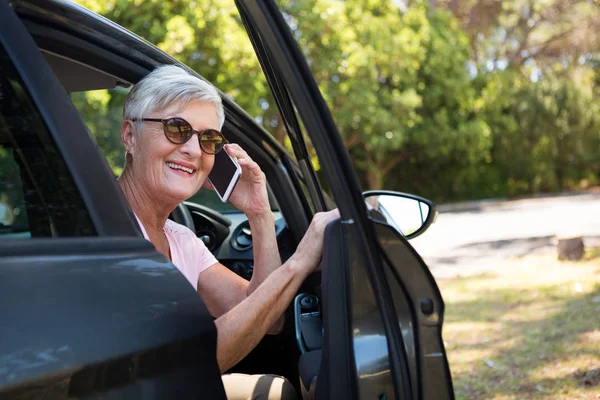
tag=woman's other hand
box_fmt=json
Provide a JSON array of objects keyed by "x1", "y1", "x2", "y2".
[
  {"x1": 223, "y1": 143, "x2": 270, "y2": 218},
  {"x1": 292, "y1": 209, "x2": 341, "y2": 277}
]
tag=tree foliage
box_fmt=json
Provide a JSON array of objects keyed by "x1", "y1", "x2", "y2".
[{"x1": 73, "y1": 0, "x2": 600, "y2": 203}]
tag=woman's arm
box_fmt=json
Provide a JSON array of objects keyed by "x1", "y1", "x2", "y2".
[
  {"x1": 246, "y1": 211, "x2": 284, "y2": 333},
  {"x1": 215, "y1": 256, "x2": 303, "y2": 371},
  {"x1": 194, "y1": 212, "x2": 282, "y2": 322},
  {"x1": 246, "y1": 211, "x2": 281, "y2": 294},
  {"x1": 214, "y1": 209, "x2": 338, "y2": 372},
  {"x1": 194, "y1": 212, "x2": 286, "y2": 333}
]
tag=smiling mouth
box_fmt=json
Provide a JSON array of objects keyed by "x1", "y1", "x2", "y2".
[{"x1": 166, "y1": 162, "x2": 195, "y2": 174}]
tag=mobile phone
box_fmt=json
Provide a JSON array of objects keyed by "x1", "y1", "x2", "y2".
[{"x1": 208, "y1": 149, "x2": 242, "y2": 203}]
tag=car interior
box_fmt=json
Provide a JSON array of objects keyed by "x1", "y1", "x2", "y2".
[{"x1": 14, "y1": 18, "x2": 327, "y2": 392}]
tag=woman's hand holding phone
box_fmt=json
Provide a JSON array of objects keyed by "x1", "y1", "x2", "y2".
[{"x1": 208, "y1": 143, "x2": 271, "y2": 218}]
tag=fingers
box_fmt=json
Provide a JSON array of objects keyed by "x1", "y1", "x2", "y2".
[
  {"x1": 316, "y1": 208, "x2": 340, "y2": 222},
  {"x1": 226, "y1": 143, "x2": 263, "y2": 179},
  {"x1": 310, "y1": 208, "x2": 340, "y2": 231},
  {"x1": 327, "y1": 208, "x2": 341, "y2": 219},
  {"x1": 293, "y1": 209, "x2": 341, "y2": 274}
]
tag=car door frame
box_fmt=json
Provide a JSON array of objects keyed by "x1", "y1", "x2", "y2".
[
  {"x1": 234, "y1": 1, "x2": 454, "y2": 399},
  {"x1": 234, "y1": 0, "x2": 414, "y2": 398}
]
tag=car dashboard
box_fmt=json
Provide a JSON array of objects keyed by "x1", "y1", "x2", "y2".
[{"x1": 184, "y1": 202, "x2": 294, "y2": 280}]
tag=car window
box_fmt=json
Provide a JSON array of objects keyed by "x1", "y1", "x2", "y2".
[
  {"x1": 0, "y1": 48, "x2": 95, "y2": 238},
  {"x1": 294, "y1": 110, "x2": 336, "y2": 210}
]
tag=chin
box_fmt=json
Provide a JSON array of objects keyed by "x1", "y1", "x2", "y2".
[{"x1": 165, "y1": 187, "x2": 197, "y2": 205}]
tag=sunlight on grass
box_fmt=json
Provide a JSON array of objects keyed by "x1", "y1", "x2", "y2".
[{"x1": 440, "y1": 250, "x2": 600, "y2": 399}]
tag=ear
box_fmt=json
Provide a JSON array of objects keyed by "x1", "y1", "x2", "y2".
[{"x1": 120, "y1": 120, "x2": 136, "y2": 155}]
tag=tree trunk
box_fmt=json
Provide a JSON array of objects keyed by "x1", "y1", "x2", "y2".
[
  {"x1": 555, "y1": 168, "x2": 564, "y2": 191},
  {"x1": 365, "y1": 154, "x2": 384, "y2": 189},
  {"x1": 366, "y1": 170, "x2": 383, "y2": 190},
  {"x1": 528, "y1": 176, "x2": 535, "y2": 194},
  {"x1": 273, "y1": 117, "x2": 286, "y2": 145},
  {"x1": 449, "y1": 0, "x2": 458, "y2": 13},
  {"x1": 366, "y1": 166, "x2": 384, "y2": 190}
]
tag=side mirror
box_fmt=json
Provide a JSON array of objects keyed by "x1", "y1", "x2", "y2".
[{"x1": 363, "y1": 190, "x2": 437, "y2": 239}]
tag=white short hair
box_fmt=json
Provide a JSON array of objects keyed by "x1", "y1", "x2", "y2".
[{"x1": 123, "y1": 65, "x2": 225, "y2": 129}]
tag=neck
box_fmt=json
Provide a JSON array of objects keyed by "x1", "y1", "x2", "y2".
[{"x1": 118, "y1": 167, "x2": 175, "y2": 234}]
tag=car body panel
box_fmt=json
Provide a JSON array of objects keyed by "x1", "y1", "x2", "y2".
[
  {"x1": 235, "y1": 0, "x2": 453, "y2": 398},
  {"x1": 0, "y1": 244, "x2": 224, "y2": 397},
  {"x1": 0, "y1": 1, "x2": 225, "y2": 397},
  {"x1": 375, "y1": 222, "x2": 454, "y2": 399}
]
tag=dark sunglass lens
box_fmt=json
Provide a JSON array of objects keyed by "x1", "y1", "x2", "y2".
[
  {"x1": 165, "y1": 118, "x2": 192, "y2": 143},
  {"x1": 200, "y1": 131, "x2": 224, "y2": 154}
]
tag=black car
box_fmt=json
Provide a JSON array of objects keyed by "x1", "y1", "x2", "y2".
[{"x1": 0, "y1": 0, "x2": 453, "y2": 398}]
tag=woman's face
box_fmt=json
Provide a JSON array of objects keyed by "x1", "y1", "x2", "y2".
[{"x1": 132, "y1": 100, "x2": 219, "y2": 205}]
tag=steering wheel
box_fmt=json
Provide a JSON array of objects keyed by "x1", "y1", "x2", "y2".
[{"x1": 169, "y1": 203, "x2": 196, "y2": 232}]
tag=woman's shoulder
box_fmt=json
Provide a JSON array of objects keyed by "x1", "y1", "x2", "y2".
[
  {"x1": 164, "y1": 218, "x2": 197, "y2": 240},
  {"x1": 164, "y1": 218, "x2": 217, "y2": 269}
]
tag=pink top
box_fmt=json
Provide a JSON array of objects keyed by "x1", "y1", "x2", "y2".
[{"x1": 135, "y1": 215, "x2": 218, "y2": 290}]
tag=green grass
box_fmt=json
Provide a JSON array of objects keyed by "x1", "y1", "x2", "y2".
[{"x1": 439, "y1": 248, "x2": 600, "y2": 399}]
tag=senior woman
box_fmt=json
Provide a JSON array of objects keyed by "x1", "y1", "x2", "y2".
[{"x1": 118, "y1": 65, "x2": 337, "y2": 399}]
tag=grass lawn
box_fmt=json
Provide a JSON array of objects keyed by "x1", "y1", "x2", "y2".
[{"x1": 439, "y1": 247, "x2": 600, "y2": 399}]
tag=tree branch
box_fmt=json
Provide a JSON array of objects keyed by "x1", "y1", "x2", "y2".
[
  {"x1": 380, "y1": 147, "x2": 424, "y2": 175},
  {"x1": 381, "y1": 157, "x2": 402, "y2": 176},
  {"x1": 345, "y1": 132, "x2": 362, "y2": 149},
  {"x1": 525, "y1": 28, "x2": 576, "y2": 61}
]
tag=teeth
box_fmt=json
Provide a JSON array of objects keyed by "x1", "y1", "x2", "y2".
[{"x1": 167, "y1": 162, "x2": 194, "y2": 174}]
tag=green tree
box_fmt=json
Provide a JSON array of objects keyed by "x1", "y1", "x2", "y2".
[
  {"x1": 280, "y1": 0, "x2": 491, "y2": 192},
  {"x1": 74, "y1": 0, "x2": 279, "y2": 168},
  {"x1": 73, "y1": 0, "x2": 600, "y2": 203},
  {"x1": 432, "y1": 0, "x2": 600, "y2": 70},
  {"x1": 481, "y1": 70, "x2": 600, "y2": 195}
]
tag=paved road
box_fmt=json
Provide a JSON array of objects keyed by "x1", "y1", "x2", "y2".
[{"x1": 409, "y1": 192, "x2": 600, "y2": 278}]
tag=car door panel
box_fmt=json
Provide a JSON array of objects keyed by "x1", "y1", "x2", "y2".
[
  {"x1": 375, "y1": 222, "x2": 454, "y2": 400},
  {"x1": 314, "y1": 219, "x2": 358, "y2": 400},
  {"x1": 0, "y1": 248, "x2": 225, "y2": 398},
  {"x1": 235, "y1": 1, "x2": 413, "y2": 397},
  {"x1": 235, "y1": 0, "x2": 453, "y2": 398},
  {"x1": 0, "y1": 2, "x2": 225, "y2": 397}
]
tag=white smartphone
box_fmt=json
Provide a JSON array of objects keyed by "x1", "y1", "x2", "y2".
[{"x1": 208, "y1": 149, "x2": 242, "y2": 203}]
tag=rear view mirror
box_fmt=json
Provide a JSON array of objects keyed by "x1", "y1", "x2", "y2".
[{"x1": 363, "y1": 190, "x2": 437, "y2": 239}]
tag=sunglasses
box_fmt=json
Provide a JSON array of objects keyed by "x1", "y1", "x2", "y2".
[{"x1": 133, "y1": 117, "x2": 227, "y2": 154}]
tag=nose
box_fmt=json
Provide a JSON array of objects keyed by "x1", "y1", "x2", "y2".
[{"x1": 179, "y1": 133, "x2": 203, "y2": 159}]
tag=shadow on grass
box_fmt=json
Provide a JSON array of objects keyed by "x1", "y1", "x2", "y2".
[
  {"x1": 438, "y1": 191, "x2": 600, "y2": 215},
  {"x1": 427, "y1": 236, "x2": 600, "y2": 272},
  {"x1": 446, "y1": 281, "x2": 600, "y2": 399},
  {"x1": 456, "y1": 235, "x2": 556, "y2": 254},
  {"x1": 444, "y1": 283, "x2": 572, "y2": 324}
]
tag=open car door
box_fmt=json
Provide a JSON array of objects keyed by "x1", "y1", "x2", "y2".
[{"x1": 234, "y1": 1, "x2": 454, "y2": 399}]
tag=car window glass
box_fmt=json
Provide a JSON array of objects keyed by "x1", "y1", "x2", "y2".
[
  {"x1": 0, "y1": 47, "x2": 95, "y2": 238},
  {"x1": 295, "y1": 109, "x2": 336, "y2": 209}
]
